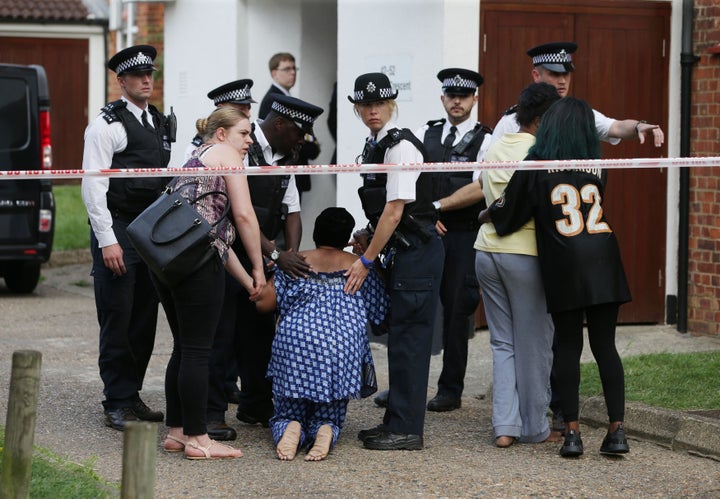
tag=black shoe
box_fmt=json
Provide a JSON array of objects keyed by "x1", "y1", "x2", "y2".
[
  {"x1": 357, "y1": 424, "x2": 385, "y2": 441},
  {"x1": 427, "y1": 394, "x2": 461, "y2": 412},
  {"x1": 226, "y1": 386, "x2": 241, "y2": 405},
  {"x1": 236, "y1": 407, "x2": 271, "y2": 428},
  {"x1": 600, "y1": 423, "x2": 629, "y2": 455},
  {"x1": 132, "y1": 399, "x2": 164, "y2": 422},
  {"x1": 551, "y1": 409, "x2": 566, "y2": 434},
  {"x1": 363, "y1": 430, "x2": 423, "y2": 451},
  {"x1": 559, "y1": 429, "x2": 584, "y2": 457},
  {"x1": 373, "y1": 389, "x2": 389, "y2": 408},
  {"x1": 207, "y1": 421, "x2": 237, "y2": 441},
  {"x1": 104, "y1": 407, "x2": 139, "y2": 431}
]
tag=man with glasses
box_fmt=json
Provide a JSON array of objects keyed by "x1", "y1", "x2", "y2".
[{"x1": 259, "y1": 52, "x2": 319, "y2": 196}]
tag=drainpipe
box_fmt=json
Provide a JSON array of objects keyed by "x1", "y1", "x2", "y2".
[{"x1": 678, "y1": 0, "x2": 699, "y2": 332}]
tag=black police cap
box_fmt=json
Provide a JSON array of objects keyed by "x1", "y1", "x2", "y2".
[
  {"x1": 348, "y1": 73, "x2": 398, "y2": 103},
  {"x1": 526, "y1": 42, "x2": 577, "y2": 73},
  {"x1": 269, "y1": 94, "x2": 324, "y2": 134},
  {"x1": 108, "y1": 45, "x2": 157, "y2": 75},
  {"x1": 437, "y1": 68, "x2": 483, "y2": 95},
  {"x1": 207, "y1": 79, "x2": 256, "y2": 106}
]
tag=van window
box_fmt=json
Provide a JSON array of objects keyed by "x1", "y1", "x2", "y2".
[{"x1": 0, "y1": 76, "x2": 31, "y2": 151}]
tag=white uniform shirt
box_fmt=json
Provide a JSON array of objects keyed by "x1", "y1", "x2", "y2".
[
  {"x1": 244, "y1": 120, "x2": 301, "y2": 213},
  {"x1": 480, "y1": 107, "x2": 620, "y2": 161},
  {"x1": 373, "y1": 121, "x2": 423, "y2": 203},
  {"x1": 81, "y1": 97, "x2": 153, "y2": 248}
]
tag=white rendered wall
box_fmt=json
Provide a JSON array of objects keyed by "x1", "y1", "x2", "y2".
[{"x1": 164, "y1": 0, "x2": 336, "y2": 249}]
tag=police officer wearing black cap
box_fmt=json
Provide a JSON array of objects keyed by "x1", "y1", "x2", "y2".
[
  {"x1": 483, "y1": 41, "x2": 664, "y2": 158},
  {"x1": 81, "y1": 44, "x2": 173, "y2": 430},
  {"x1": 183, "y1": 79, "x2": 257, "y2": 162},
  {"x1": 217, "y1": 94, "x2": 323, "y2": 431},
  {"x1": 415, "y1": 68, "x2": 491, "y2": 412},
  {"x1": 345, "y1": 72, "x2": 444, "y2": 451}
]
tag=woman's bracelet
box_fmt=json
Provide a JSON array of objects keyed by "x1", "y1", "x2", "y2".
[{"x1": 360, "y1": 254, "x2": 375, "y2": 270}]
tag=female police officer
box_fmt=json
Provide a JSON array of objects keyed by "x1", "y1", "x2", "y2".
[{"x1": 344, "y1": 72, "x2": 444, "y2": 450}]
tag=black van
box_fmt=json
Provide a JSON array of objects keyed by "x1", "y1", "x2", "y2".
[{"x1": 0, "y1": 63, "x2": 55, "y2": 293}]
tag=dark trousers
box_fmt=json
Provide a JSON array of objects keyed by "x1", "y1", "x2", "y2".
[
  {"x1": 206, "y1": 274, "x2": 243, "y2": 421},
  {"x1": 551, "y1": 303, "x2": 625, "y2": 423},
  {"x1": 383, "y1": 229, "x2": 444, "y2": 436},
  {"x1": 91, "y1": 222, "x2": 158, "y2": 411},
  {"x1": 152, "y1": 256, "x2": 225, "y2": 436},
  {"x1": 207, "y1": 271, "x2": 275, "y2": 420},
  {"x1": 436, "y1": 229, "x2": 481, "y2": 398}
]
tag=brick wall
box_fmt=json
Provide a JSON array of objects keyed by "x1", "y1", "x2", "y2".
[
  {"x1": 106, "y1": 3, "x2": 165, "y2": 111},
  {"x1": 689, "y1": 1, "x2": 720, "y2": 335}
]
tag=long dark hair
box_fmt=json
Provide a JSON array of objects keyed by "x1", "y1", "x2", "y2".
[{"x1": 529, "y1": 97, "x2": 601, "y2": 160}]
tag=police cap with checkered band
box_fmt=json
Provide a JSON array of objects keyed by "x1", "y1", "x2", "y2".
[
  {"x1": 437, "y1": 68, "x2": 484, "y2": 95},
  {"x1": 348, "y1": 72, "x2": 398, "y2": 104},
  {"x1": 108, "y1": 45, "x2": 157, "y2": 75},
  {"x1": 269, "y1": 94, "x2": 324, "y2": 134},
  {"x1": 207, "y1": 79, "x2": 257, "y2": 106},
  {"x1": 526, "y1": 42, "x2": 577, "y2": 73}
]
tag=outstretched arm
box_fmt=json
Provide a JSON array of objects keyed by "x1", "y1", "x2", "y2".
[{"x1": 608, "y1": 119, "x2": 664, "y2": 147}]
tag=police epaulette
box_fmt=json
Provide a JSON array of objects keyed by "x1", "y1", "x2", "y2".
[
  {"x1": 503, "y1": 104, "x2": 518, "y2": 116},
  {"x1": 426, "y1": 118, "x2": 446, "y2": 127},
  {"x1": 191, "y1": 134, "x2": 204, "y2": 147},
  {"x1": 100, "y1": 99, "x2": 126, "y2": 124},
  {"x1": 476, "y1": 122, "x2": 494, "y2": 135}
]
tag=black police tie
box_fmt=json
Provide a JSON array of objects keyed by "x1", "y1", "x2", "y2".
[
  {"x1": 443, "y1": 126, "x2": 457, "y2": 161},
  {"x1": 141, "y1": 110, "x2": 153, "y2": 131}
]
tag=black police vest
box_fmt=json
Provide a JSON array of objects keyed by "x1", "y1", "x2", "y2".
[
  {"x1": 357, "y1": 128, "x2": 436, "y2": 235},
  {"x1": 423, "y1": 119, "x2": 491, "y2": 230},
  {"x1": 246, "y1": 127, "x2": 292, "y2": 240},
  {"x1": 102, "y1": 100, "x2": 171, "y2": 217}
]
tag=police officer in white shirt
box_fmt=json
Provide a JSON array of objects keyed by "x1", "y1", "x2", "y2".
[{"x1": 81, "y1": 44, "x2": 172, "y2": 431}]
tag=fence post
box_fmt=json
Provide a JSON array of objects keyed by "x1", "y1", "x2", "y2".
[
  {"x1": 0, "y1": 350, "x2": 42, "y2": 499},
  {"x1": 120, "y1": 421, "x2": 157, "y2": 499}
]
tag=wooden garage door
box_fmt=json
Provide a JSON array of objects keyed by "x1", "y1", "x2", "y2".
[
  {"x1": 1, "y1": 37, "x2": 89, "y2": 173},
  {"x1": 479, "y1": 1, "x2": 670, "y2": 324}
]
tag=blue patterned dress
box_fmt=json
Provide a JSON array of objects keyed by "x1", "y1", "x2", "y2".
[{"x1": 267, "y1": 267, "x2": 388, "y2": 447}]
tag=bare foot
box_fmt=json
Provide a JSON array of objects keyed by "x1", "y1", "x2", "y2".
[
  {"x1": 305, "y1": 424, "x2": 333, "y2": 461},
  {"x1": 185, "y1": 437, "x2": 243, "y2": 460},
  {"x1": 276, "y1": 421, "x2": 302, "y2": 461},
  {"x1": 495, "y1": 436, "x2": 515, "y2": 448}
]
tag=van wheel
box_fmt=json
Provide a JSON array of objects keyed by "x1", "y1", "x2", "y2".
[{"x1": 4, "y1": 262, "x2": 41, "y2": 293}]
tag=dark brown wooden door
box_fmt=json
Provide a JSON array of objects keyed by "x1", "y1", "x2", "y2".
[
  {"x1": 1, "y1": 37, "x2": 89, "y2": 174},
  {"x1": 479, "y1": 1, "x2": 670, "y2": 324}
]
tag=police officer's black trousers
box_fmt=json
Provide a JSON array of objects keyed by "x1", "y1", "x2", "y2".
[
  {"x1": 437, "y1": 229, "x2": 481, "y2": 398},
  {"x1": 91, "y1": 222, "x2": 159, "y2": 411},
  {"x1": 382, "y1": 229, "x2": 444, "y2": 436}
]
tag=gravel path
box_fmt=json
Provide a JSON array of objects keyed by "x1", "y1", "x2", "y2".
[{"x1": 1, "y1": 263, "x2": 719, "y2": 497}]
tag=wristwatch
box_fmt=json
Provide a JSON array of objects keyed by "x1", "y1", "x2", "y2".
[{"x1": 270, "y1": 248, "x2": 280, "y2": 262}]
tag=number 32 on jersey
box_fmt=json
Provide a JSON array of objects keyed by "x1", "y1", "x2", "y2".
[{"x1": 551, "y1": 183, "x2": 611, "y2": 237}]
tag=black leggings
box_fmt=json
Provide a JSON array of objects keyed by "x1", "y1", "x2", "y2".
[
  {"x1": 552, "y1": 303, "x2": 625, "y2": 423},
  {"x1": 152, "y1": 256, "x2": 225, "y2": 436}
]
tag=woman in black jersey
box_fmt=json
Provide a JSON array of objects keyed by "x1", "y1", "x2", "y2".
[{"x1": 483, "y1": 97, "x2": 631, "y2": 457}]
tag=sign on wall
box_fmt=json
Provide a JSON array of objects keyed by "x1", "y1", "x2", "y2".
[{"x1": 365, "y1": 54, "x2": 413, "y2": 101}]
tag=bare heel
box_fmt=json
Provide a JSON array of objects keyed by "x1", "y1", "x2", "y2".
[
  {"x1": 276, "y1": 421, "x2": 302, "y2": 461},
  {"x1": 305, "y1": 424, "x2": 333, "y2": 461}
]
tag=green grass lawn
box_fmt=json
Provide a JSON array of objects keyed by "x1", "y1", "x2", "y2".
[
  {"x1": 579, "y1": 350, "x2": 720, "y2": 410},
  {"x1": 53, "y1": 183, "x2": 90, "y2": 251},
  {"x1": 0, "y1": 429, "x2": 117, "y2": 497}
]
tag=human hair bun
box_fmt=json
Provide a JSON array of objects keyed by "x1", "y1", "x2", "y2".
[{"x1": 196, "y1": 118, "x2": 209, "y2": 136}]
